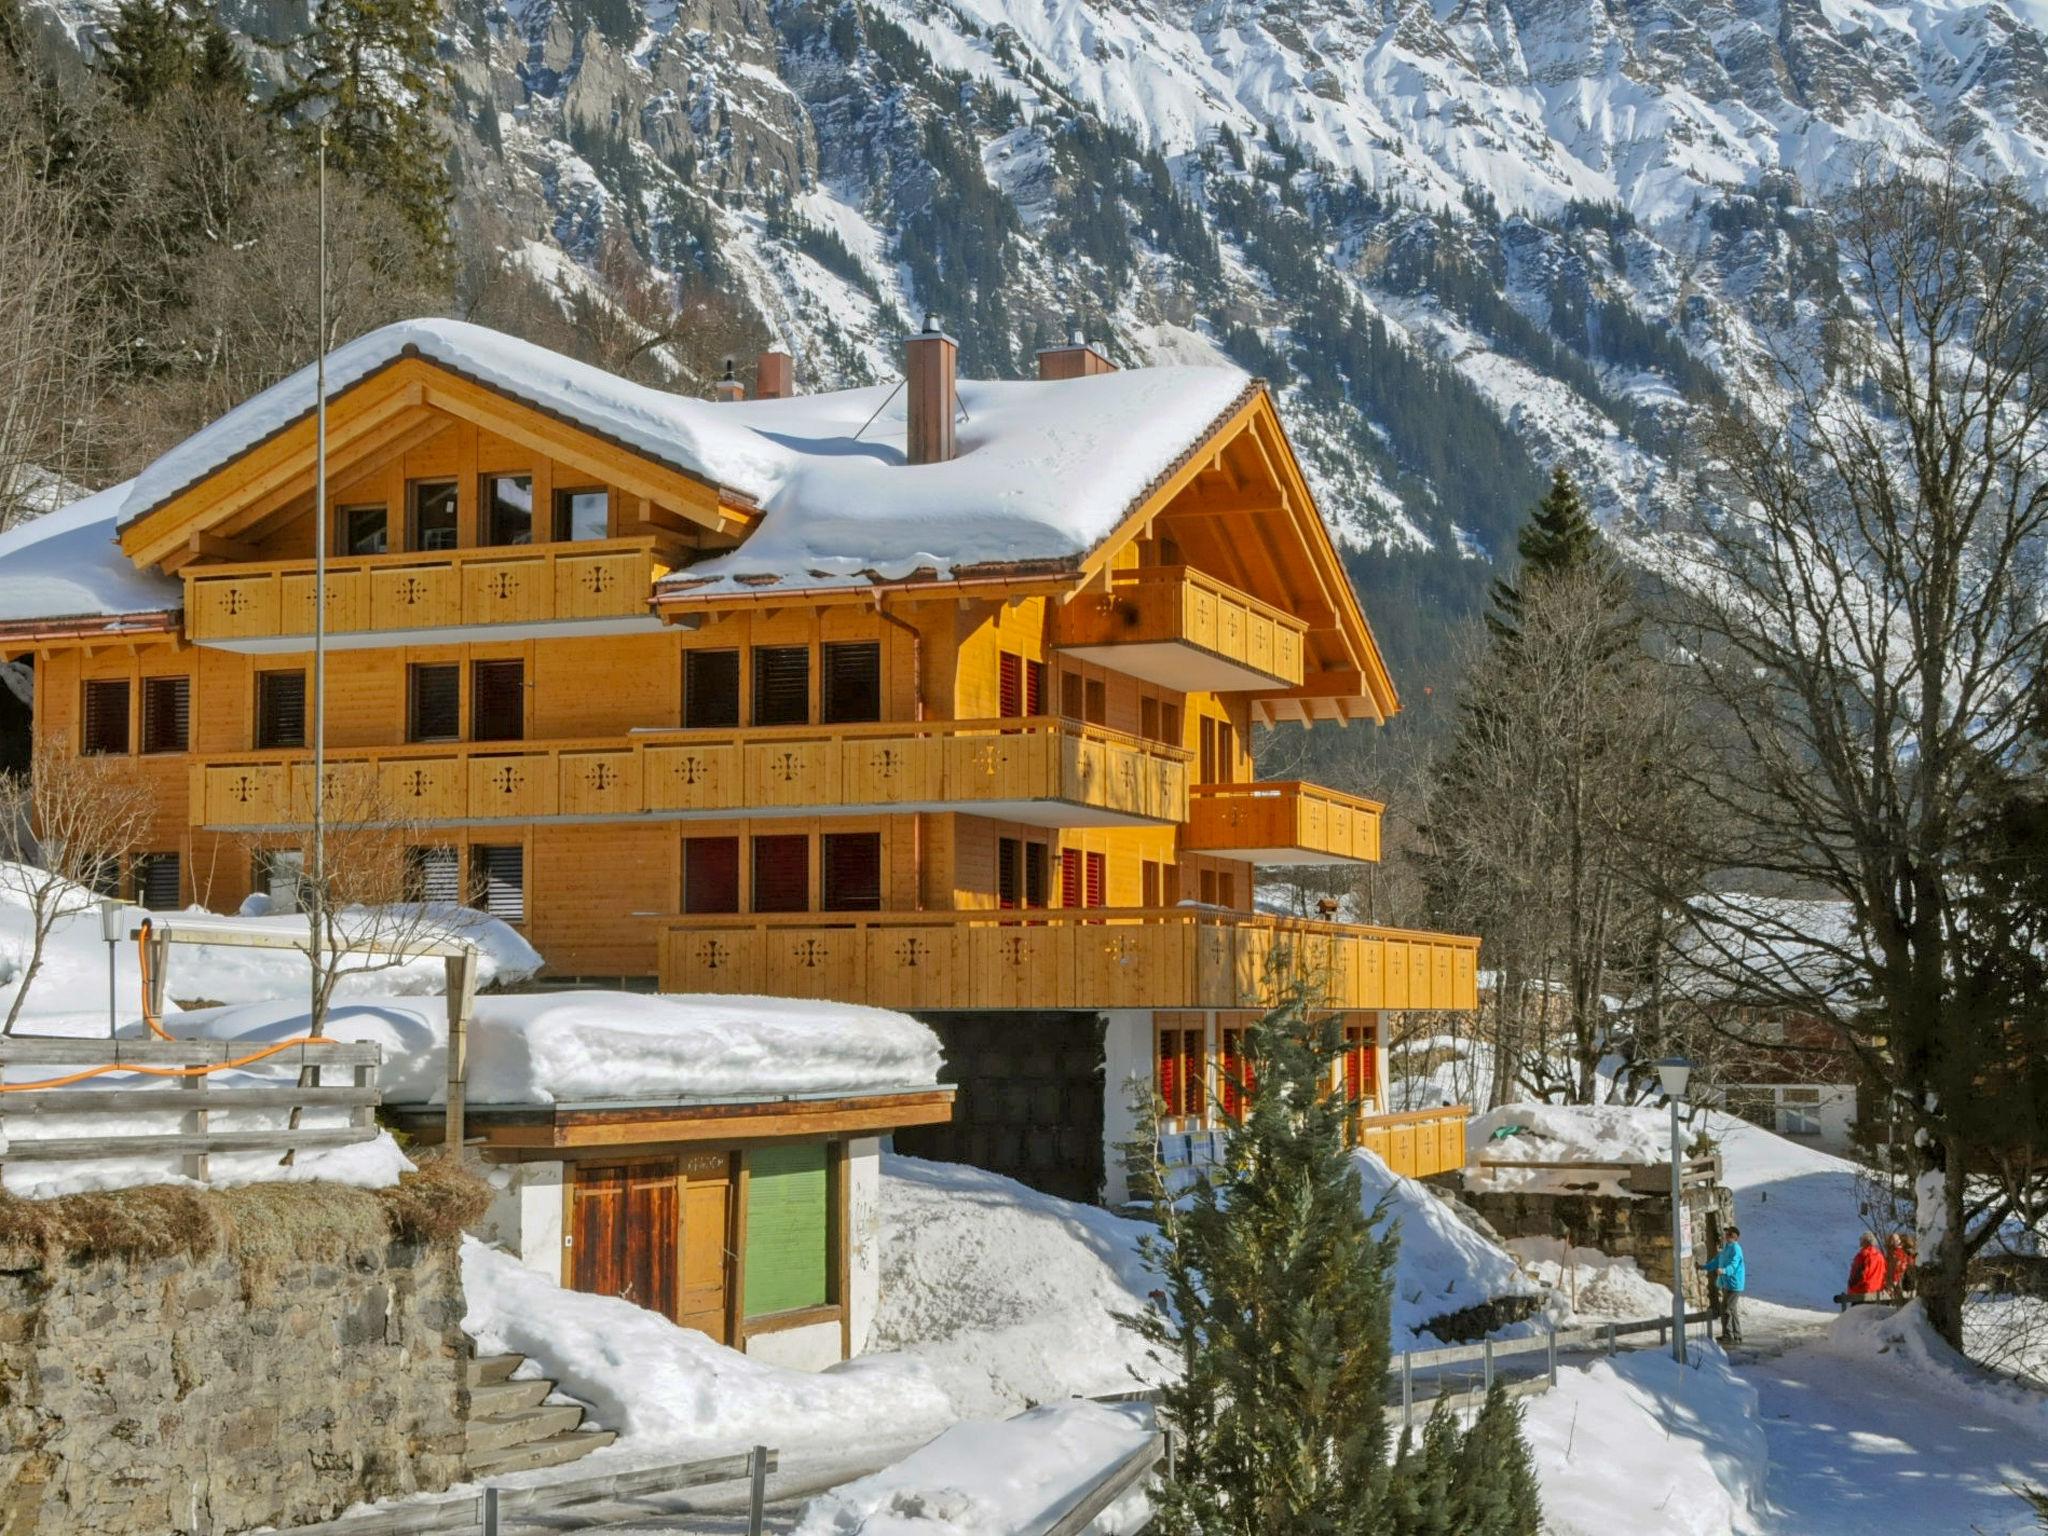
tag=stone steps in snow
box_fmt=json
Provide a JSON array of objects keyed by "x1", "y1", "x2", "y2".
[
  {"x1": 466, "y1": 1352, "x2": 524, "y2": 1387},
  {"x1": 466, "y1": 1427, "x2": 621, "y2": 1479},
  {"x1": 467, "y1": 1402, "x2": 589, "y2": 1456},
  {"x1": 469, "y1": 1376, "x2": 554, "y2": 1416}
]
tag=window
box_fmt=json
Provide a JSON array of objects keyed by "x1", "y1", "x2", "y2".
[
  {"x1": 485, "y1": 474, "x2": 534, "y2": 545},
  {"x1": 1058, "y1": 849, "x2": 1107, "y2": 908},
  {"x1": 998, "y1": 652, "x2": 1044, "y2": 718},
  {"x1": 1024, "y1": 842, "x2": 1049, "y2": 909},
  {"x1": 1778, "y1": 1088, "x2": 1822, "y2": 1138},
  {"x1": 1219, "y1": 1025, "x2": 1254, "y2": 1122},
  {"x1": 1085, "y1": 850, "x2": 1106, "y2": 908},
  {"x1": 821, "y1": 641, "x2": 882, "y2": 724},
  {"x1": 471, "y1": 660, "x2": 525, "y2": 742},
  {"x1": 743, "y1": 1144, "x2": 830, "y2": 1318},
  {"x1": 1159, "y1": 702, "x2": 1182, "y2": 747},
  {"x1": 341, "y1": 504, "x2": 388, "y2": 556},
  {"x1": 471, "y1": 844, "x2": 525, "y2": 921},
  {"x1": 684, "y1": 837, "x2": 740, "y2": 914},
  {"x1": 407, "y1": 846, "x2": 461, "y2": 903},
  {"x1": 255, "y1": 671, "x2": 305, "y2": 750},
  {"x1": 1140, "y1": 696, "x2": 1159, "y2": 742},
  {"x1": 1342, "y1": 1021, "x2": 1377, "y2": 1110},
  {"x1": 408, "y1": 664, "x2": 461, "y2": 742},
  {"x1": 141, "y1": 676, "x2": 189, "y2": 755},
  {"x1": 822, "y1": 832, "x2": 882, "y2": 911},
  {"x1": 752, "y1": 834, "x2": 809, "y2": 913},
  {"x1": 1084, "y1": 677, "x2": 1107, "y2": 726},
  {"x1": 684, "y1": 650, "x2": 741, "y2": 729},
  {"x1": 81, "y1": 679, "x2": 130, "y2": 755},
  {"x1": 410, "y1": 480, "x2": 459, "y2": 551},
  {"x1": 555, "y1": 488, "x2": 610, "y2": 542},
  {"x1": 135, "y1": 852, "x2": 181, "y2": 910},
  {"x1": 259, "y1": 850, "x2": 304, "y2": 914},
  {"x1": 1060, "y1": 672, "x2": 1084, "y2": 720},
  {"x1": 1060, "y1": 848, "x2": 1082, "y2": 908},
  {"x1": 997, "y1": 837, "x2": 1021, "y2": 909},
  {"x1": 1199, "y1": 717, "x2": 1236, "y2": 784},
  {"x1": 752, "y1": 646, "x2": 810, "y2": 726},
  {"x1": 1158, "y1": 1026, "x2": 1206, "y2": 1120}
]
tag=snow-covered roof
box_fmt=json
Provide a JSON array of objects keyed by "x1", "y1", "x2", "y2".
[{"x1": 0, "y1": 480, "x2": 178, "y2": 628}]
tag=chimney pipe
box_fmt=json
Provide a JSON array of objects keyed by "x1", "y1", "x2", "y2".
[
  {"x1": 904, "y1": 314, "x2": 957, "y2": 465},
  {"x1": 713, "y1": 357, "x2": 745, "y2": 403},
  {"x1": 1036, "y1": 319, "x2": 1115, "y2": 382},
  {"x1": 757, "y1": 350, "x2": 794, "y2": 399}
]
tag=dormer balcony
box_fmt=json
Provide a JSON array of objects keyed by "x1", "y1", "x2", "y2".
[
  {"x1": 1053, "y1": 565, "x2": 1307, "y2": 692},
  {"x1": 181, "y1": 538, "x2": 671, "y2": 652},
  {"x1": 1184, "y1": 781, "x2": 1383, "y2": 865}
]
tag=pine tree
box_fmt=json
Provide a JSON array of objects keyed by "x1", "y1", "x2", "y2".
[
  {"x1": 1488, "y1": 466, "x2": 1610, "y2": 639},
  {"x1": 274, "y1": 0, "x2": 454, "y2": 252},
  {"x1": 96, "y1": 0, "x2": 196, "y2": 112}
]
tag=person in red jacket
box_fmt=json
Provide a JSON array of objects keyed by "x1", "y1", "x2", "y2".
[
  {"x1": 1885, "y1": 1232, "x2": 1916, "y2": 1298},
  {"x1": 1843, "y1": 1232, "x2": 1887, "y2": 1303}
]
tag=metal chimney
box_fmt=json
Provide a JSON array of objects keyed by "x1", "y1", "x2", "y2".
[{"x1": 713, "y1": 357, "x2": 745, "y2": 403}]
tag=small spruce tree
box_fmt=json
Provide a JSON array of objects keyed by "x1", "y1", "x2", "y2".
[{"x1": 1487, "y1": 465, "x2": 1613, "y2": 640}]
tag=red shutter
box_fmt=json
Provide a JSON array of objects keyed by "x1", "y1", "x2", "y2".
[
  {"x1": 1060, "y1": 849, "x2": 1082, "y2": 907},
  {"x1": 752, "y1": 835, "x2": 810, "y2": 912},
  {"x1": 999, "y1": 651, "x2": 1022, "y2": 718},
  {"x1": 1182, "y1": 1031, "x2": 1206, "y2": 1118},
  {"x1": 471, "y1": 660, "x2": 526, "y2": 742},
  {"x1": 1085, "y1": 851, "x2": 1106, "y2": 908},
  {"x1": 822, "y1": 832, "x2": 882, "y2": 910},
  {"x1": 1158, "y1": 1031, "x2": 1179, "y2": 1118},
  {"x1": 1221, "y1": 1030, "x2": 1243, "y2": 1121},
  {"x1": 997, "y1": 838, "x2": 1020, "y2": 909},
  {"x1": 684, "y1": 837, "x2": 740, "y2": 914},
  {"x1": 1025, "y1": 659, "x2": 1044, "y2": 716}
]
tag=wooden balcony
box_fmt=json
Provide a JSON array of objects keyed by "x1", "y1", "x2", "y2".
[
  {"x1": 1053, "y1": 565, "x2": 1307, "y2": 691},
  {"x1": 1357, "y1": 1107, "x2": 1469, "y2": 1180},
  {"x1": 659, "y1": 908, "x2": 1479, "y2": 1014},
  {"x1": 1184, "y1": 781, "x2": 1383, "y2": 865},
  {"x1": 190, "y1": 717, "x2": 1189, "y2": 830},
  {"x1": 182, "y1": 537, "x2": 669, "y2": 651}
]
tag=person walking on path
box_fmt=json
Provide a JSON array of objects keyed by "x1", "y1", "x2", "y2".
[
  {"x1": 1701, "y1": 1225, "x2": 1746, "y2": 1345},
  {"x1": 1885, "y1": 1233, "x2": 1916, "y2": 1300},
  {"x1": 1840, "y1": 1231, "x2": 1887, "y2": 1306}
]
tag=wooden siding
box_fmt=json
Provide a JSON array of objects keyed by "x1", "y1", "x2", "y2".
[
  {"x1": 1183, "y1": 781, "x2": 1384, "y2": 864},
  {"x1": 1053, "y1": 565, "x2": 1307, "y2": 687},
  {"x1": 1357, "y1": 1107, "x2": 1470, "y2": 1180},
  {"x1": 659, "y1": 909, "x2": 1479, "y2": 1013}
]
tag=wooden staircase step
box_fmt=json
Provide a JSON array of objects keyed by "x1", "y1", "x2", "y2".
[
  {"x1": 469, "y1": 1376, "x2": 553, "y2": 1415},
  {"x1": 467, "y1": 1402, "x2": 588, "y2": 1455},
  {"x1": 466, "y1": 1352, "x2": 525, "y2": 1387},
  {"x1": 466, "y1": 1428, "x2": 619, "y2": 1478}
]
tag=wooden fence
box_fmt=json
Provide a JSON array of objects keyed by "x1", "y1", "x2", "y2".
[{"x1": 0, "y1": 1035, "x2": 384, "y2": 1183}]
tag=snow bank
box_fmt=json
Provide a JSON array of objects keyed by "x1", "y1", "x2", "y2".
[
  {"x1": 159, "y1": 990, "x2": 942, "y2": 1105},
  {"x1": 1508, "y1": 1238, "x2": 1674, "y2": 1325},
  {"x1": 868, "y1": 1156, "x2": 1168, "y2": 1417},
  {"x1": 1821, "y1": 1302, "x2": 2048, "y2": 1436},
  {"x1": 460, "y1": 1238, "x2": 954, "y2": 1458},
  {"x1": 790, "y1": 1401, "x2": 1155, "y2": 1536},
  {"x1": 1521, "y1": 1347, "x2": 1766, "y2": 1536},
  {"x1": 1350, "y1": 1148, "x2": 1537, "y2": 1345}
]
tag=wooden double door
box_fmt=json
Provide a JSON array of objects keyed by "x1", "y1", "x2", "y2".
[{"x1": 569, "y1": 1153, "x2": 735, "y2": 1342}]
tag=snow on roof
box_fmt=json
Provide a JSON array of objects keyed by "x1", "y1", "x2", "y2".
[
  {"x1": 153, "y1": 989, "x2": 945, "y2": 1106},
  {"x1": 0, "y1": 480, "x2": 178, "y2": 626}
]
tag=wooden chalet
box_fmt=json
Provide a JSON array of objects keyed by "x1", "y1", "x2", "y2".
[{"x1": 0, "y1": 317, "x2": 1476, "y2": 1205}]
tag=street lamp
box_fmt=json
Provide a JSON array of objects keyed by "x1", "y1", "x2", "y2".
[
  {"x1": 99, "y1": 898, "x2": 125, "y2": 1037},
  {"x1": 1657, "y1": 1056, "x2": 1694, "y2": 1363}
]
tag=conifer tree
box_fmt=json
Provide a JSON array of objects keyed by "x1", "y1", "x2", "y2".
[
  {"x1": 274, "y1": 0, "x2": 454, "y2": 252},
  {"x1": 1488, "y1": 465, "x2": 1609, "y2": 639},
  {"x1": 97, "y1": 0, "x2": 194, "y2": 112}
]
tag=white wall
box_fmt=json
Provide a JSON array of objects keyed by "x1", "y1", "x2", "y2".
[
  {"x1": 744, "y1": 1319, "x2": 842, "y2": 1371},
  {"x1": 1100, "y1": 1008, "x2": 1154, "y2": 1208},
  {"x1": 477, "y1": 1160, "x2": 564, "y2": 1276},
  {"x1": 845, "y1": 1136, "x2": 883, "y2": 1356}
]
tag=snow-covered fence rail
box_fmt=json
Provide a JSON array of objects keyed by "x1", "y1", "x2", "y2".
[
  {"x1": 1032, "y1": 1430, "x2": 1169, "y2": 1536},
  {"x1": 0, "y1": 1035, "x2": 383, "y2": 1182}
]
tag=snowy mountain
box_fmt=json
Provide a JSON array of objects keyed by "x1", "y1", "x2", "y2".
[{"x1": 22, "y1": 0, "x2": 2048, "y2": 694}]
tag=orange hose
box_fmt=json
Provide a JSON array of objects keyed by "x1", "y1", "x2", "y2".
[{"x1": 0, "y1": 917, "x2": 336, "y2": 1092}]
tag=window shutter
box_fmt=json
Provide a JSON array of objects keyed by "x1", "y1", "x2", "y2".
[
  {"x1": 998, "y1": 651, "x2": 1022, "y2": 718},
  {"x1": 82, "y1": 679, "x2": 131, "y2": 755},
  {"x1": 471, "y1": 845, "x2": 525, "y2": 921},
  {"x1": 1025, "y1": 660, "x2": 1044, "y2": 716},
  {"x1": 1084, "y1": 678, "x2": 1106, "y2": 726},
  {"x1": 141, "y1": 677, "x2": 189, "y2": 755},
  {"x1": 1060, "y1": 849, "x2": 1082, "y2": 907},
  {"x1": 1157, "y1": 1031, "x2": 1179, "y2": 1118},
  {"x1": 821, "y1": 832, "x2": 882, "y2": 910},
  {"x1": 752, "y1": 646, "x2": 810, "y2": 726},
  {"x1": 1024, "y1": 844, "x2": 1049, "y2": 909},
  {"x1": 1085, "y1": 851, "x2": 1106, "y2": 908},
  {"x1": 751, "y1": 835, "x2": 809, "y2": 913},
  {"x1": 471, "y1": 660, "x2": 525, "y2": 742},
  {"x1": 409, "y1": 846, "x2": 461, "y2": 903},
  {"x1": 996, "y1": 838, "x2": 1020, "y2": 909},
  {"x1": 821, "y1": 642, "x2": 881, "y2": 724},
  {"x1": 137, "y1": 853, "x2": 181, "y2": 909},
  {"x1": 408, "y1": 665, "x2": 461, "y2": 742},
  {"x1": 684, "y1": 837, "x2": 741, "y2": 914},
  {"x1": 1060, "y1": 672, "x2": 1083, "y2": 720},
  {"x1": 1221, "y1": 1028, "x2": 1248, "y2": 1120},
  {"x1": 1181, "y1": 1030, "x2": 1206, "y2": 1118},
  {"x1": 255, "y1": 672, "x2": 305, "y2": 750},
  {"x1": 684, "y1": 650, "x2": 741, "y2": 729}
]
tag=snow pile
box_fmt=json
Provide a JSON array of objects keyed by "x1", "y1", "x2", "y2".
[
  {"x1": 1822, "y1": 1302, "x2": 2048, "y2": 1436},
  {"x1": 1507, "y1": 1238, "x2": 1674, "y2": 1325},
  {"x1": 1522, "y1": 1348, "x2": 1766, "y2": 1536},
  {"x1": 790, "y1": 1401, "x2": 1155, "y2": 1536},
  {"x1": 1469, "y1": 1101, "x2": 1674, "y2": 1171},
  {"x1": 460, "y1": 1238, "x2": 954, "y2": 1458},
  {"x1": 1350, "y1": 1148, "x2": 1537, "y2": 1346},
  {"x1": 0, "y1": 479, "x2": 174, "y2": 624},
  {"x1": 158, "y1": 991, "x2": 942, "y2": 1105},
  {"x1": 868, "y1": 1156, "x2": 1168, "y2": 1417}
]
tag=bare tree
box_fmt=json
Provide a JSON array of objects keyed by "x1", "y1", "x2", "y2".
[
  {"x1": 0, "y1": 736, "x2": 155, "y2": 1033},
  {"x1": 1666, "y1": 165, "x2": 2048, "y2": 1349}
]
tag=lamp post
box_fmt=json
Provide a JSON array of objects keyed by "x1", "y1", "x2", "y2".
[
  {"x1": 99, "y1": 898, "x2": 124, "y2": 1037},
  {"x1": 1657, "y1": 1056, "x2": 1694, "y2": 1363}
]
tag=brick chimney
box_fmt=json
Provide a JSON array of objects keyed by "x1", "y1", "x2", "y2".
[
  {"x1": 1037, "y1": 322, "x2": 1115, "y2": 382},
  {"x1": 757, "y1": 350, "x2": 795, "y2": 399},
  {"x1": 904, "y1": 314, "x2": 957, "y2": 465},
  {"x1": 712, "y1": 358, "x2": 745, "y2": 403}
]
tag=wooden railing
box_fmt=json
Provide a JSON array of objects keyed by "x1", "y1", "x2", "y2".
[
  {"x1": 183, "y1": 537, "x2": 670, "y2": 643},
  {"x1": 191, "y1": 716, "x2": 1190, "y2": 829},
  {"x1": 660, "y1": 907, "x2": 1479, "y2": 1013},
  {"x1": 1186, "y1": 780, "x2": 1384, "y2": 863},
  {"x1": 1054, "y1": 564, "x2": 1307, "y2": 687},
  {"x1": 1356, "y1": 1105, "x2": 1468, "y2": 1180}
]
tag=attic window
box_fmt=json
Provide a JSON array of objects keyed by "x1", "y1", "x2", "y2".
[
  {"x1": 341, "y1": 505, "x2": 388, "y2": 556},
  {"x1": 411, "y1": 480, "x2": 458, "y2": 551},
  {"x1": 556, "y1": 488, "x2": 609, "y2": 542}
]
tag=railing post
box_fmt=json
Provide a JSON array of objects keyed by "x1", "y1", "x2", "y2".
[
  {"x1": 482, "y1": 1487, "x2": 499, "y2": 1536},
  {"x1": 1163, "y1": 1427, "x2": 1176, "y2": 1485},
  {"x1": 180, "y1": 1068, "x2": 208, "y2": 1184},
  {"x1": 1547, "y1": 1319, "x2": 1558, "y2": 1387},
  {"x1": 747, "y1": 1444, "x2": 768, "y2": 1536},
  {"x1": 1401, "y1": 1352, "x2": 1413, "y2": 1430},
  {"x1": 1605, "y1": 1322, "x2": 1617, "y2": 1357},
  {"x1": 1483, "y1": 1338, "x2": 1494, "y2": 1391}
]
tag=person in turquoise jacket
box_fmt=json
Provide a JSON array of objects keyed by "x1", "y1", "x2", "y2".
[{"x1": 1701, "y1": 1225, "x2": 1745, "y2": 1345}]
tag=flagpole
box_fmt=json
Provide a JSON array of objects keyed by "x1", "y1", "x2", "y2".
[{"x1": 311, "y1": 123, "x2": 328, "y2": 1013}]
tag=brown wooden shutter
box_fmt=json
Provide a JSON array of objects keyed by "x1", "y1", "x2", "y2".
[
  {"x1": 1060, "y1": 849, "x2": 1082, "y2": 907},
  {"x1": 751, "y1": 834, "x2": 809, "y2": 912},
  {"x1": 684, "y1": 650, "x2": 741, "y2": 729},
  {"x1": 255, "y1": 671, "x2": 305, "y2": 750},
  {"x1": 821, "y1": 642, "x2": 881, "y2": 724},
  {"x1": 1085, "y1": 851, "x2": 1106, "y2": 908},
  {"x1": 408, "y1": 664, "x2": 461, "y2": 741},
  {"x1": 1025, "y1": 660, "x2": 1044, "y2": 716},
  {"x1": 684, "y1": 837, "x2": 740, "y2": 914},
  {"x1": 81, "y1": 680, "x2": 130, "y2": 755},
  {"x1": 822, "y1": 832, "x2": 882, "y2": 910},
  {"x1": 471, "y1": 660, "x2": 525, "y2": 742},
  {"x1": 140, "y1": 677, "x2": 189, "y2": 755},
  {"x1": 997, "y1": 837, "x2": 1021, "y2": 909},
  {"x1": 752, "y1": 646, "x2": 810, "y2": 726}
]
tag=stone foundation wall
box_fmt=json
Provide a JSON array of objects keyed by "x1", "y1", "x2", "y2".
[
  {"x1": 1443, "y1": 1178, "x2": 1737, "y2": 1307},
  {"x1": 0, "y1": 1232, "x2": 469, "y2": 1535}
]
